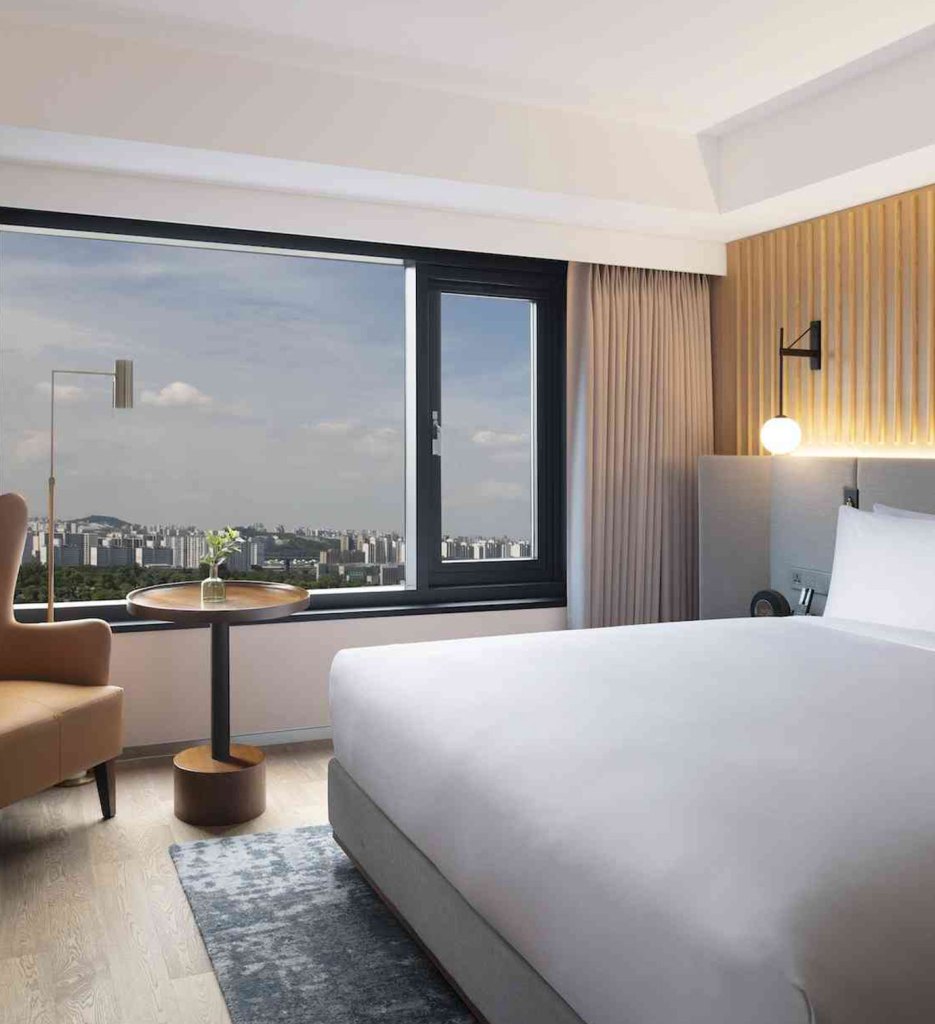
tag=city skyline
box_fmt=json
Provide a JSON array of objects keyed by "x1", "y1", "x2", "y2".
[
  {"x1": 22, "y1": 514, "x2": 531, "y2": 600},
  {"x1": 29, "y1": 512, "x2": 530, "y2": 545}
]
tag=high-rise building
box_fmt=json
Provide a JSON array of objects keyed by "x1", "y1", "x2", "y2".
[
  {"x1": 53, "y1": 545, "x2": 82, "y2": 567},
  {"x1": 343, "y1": 564, "x2": 378, "y2": 585},
  {"x1": 135, "y1": 546, "x2": 173, "y2": 567},
  {"x1": 90, "y1": 546, "x2": 133, "y2": 567},
  {"x1": 22, "y1": 531, "x2": 39, "y2": 564},
  {"x1": 166, "y1": 532, "x2": 207, "y2": 568},
  {"x1": 379, "y1": 564, "x2": 404, "y2": 586},
  {"x1": 227, "y1": 539, "x2": 266, "y2": 571}
]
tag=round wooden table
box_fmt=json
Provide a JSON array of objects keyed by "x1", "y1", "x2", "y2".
[{"x1": 126, "y1": 580, "x2": 309, "y2": 825}]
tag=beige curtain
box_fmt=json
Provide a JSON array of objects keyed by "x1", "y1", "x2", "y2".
[{"x1": 567, "y1": 263, "x2": 713, "y2": 629}]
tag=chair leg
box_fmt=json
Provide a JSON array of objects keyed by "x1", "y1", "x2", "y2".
[{"x1": 93, "y1": 759, "x2": 116, "y2": 820}]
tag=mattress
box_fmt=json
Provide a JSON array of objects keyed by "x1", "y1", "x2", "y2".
[{"x1": 329, "y1": 616, "x2": 935, "y2": 1024}]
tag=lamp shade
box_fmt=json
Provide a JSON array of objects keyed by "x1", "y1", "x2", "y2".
[
  {"x1": 114, "y1": 359, "x2": 134, "y2": 409},
  {"x1": 760, "y1": 415, "x2": 801, "y2": 455}
]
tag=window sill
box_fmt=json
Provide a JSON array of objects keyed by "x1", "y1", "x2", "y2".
[
  {"x1": 116, "y1": 595, "x2": 566, "y2": 632},
  {"x1": 14, "y1": 594, "x2": 566, "y2": 633}
]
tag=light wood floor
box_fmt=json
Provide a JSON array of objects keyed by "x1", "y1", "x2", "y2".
[{"x1": 0, "y1": 741, "x2": 333, "y2": 1024}]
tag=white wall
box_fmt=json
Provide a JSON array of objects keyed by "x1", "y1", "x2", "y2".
[
  {"x1": 0, "y1": 15, "x2": 727, "y2": 274},
  {"x1": 113, "y1": 606, "x2": 566, "y2": 748},
  {"x1": 0, "y1": 160, "x2": 725, "y2": 273},
  {"x1": 4, "y1": 11, "x2": 935, "y2": 257},
  {"x1": 0, "y1": 19, "x2": 715, "y2": 214},
  {"x1": 711, "y1": 35, "x2": 935, "y2": 214}
]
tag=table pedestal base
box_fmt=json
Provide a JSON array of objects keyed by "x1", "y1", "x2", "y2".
[{"x1": 173, "y1": 744, "x2": 266, "y2": 826}]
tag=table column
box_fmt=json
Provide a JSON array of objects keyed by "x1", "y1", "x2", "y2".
[{"x1": 210, "y1": 622, "x2": 231, "y2": 761}]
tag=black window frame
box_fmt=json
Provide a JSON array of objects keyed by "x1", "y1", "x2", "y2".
[
  {"x1": 417, "y1": 264, "x2": 564, "y2": 593},
  {"x1": 0, "y1": 206, "x2": 566, "y2": 628}
]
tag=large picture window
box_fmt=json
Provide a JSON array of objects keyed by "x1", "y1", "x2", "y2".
[{"x1": 0, "y1": 209, "x2": 565, "y2": 622}]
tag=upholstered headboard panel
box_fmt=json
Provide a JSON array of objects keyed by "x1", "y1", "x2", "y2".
[
  {"x1": 769, "y1": 458, "x2": 855, "y2": 609},
  {"x1": 698, "y1": 456, "x2": 771, "y2": 620},
  {"x1": 699, "y1": 455, "x2": 935, "y2": 619},
  {"x1": 857, "y1": 459, "x2": 935, "y2": 516}
]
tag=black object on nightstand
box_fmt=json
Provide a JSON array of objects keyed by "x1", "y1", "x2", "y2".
[{"x1": 750, "y1": 589, "x2": 793, "y2": 617}]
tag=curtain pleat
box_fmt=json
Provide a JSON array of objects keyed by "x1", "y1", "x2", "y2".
[{"x1": 567, "y1": 263, "x2": 713, "y2": 629}]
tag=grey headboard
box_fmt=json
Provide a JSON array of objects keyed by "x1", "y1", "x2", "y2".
[
  {"x1": 699, "y1": 455, "x2": 935, "y2": 619},
  {"x1": 857, "y1": 459, "x2": 935, "y2": 516}
]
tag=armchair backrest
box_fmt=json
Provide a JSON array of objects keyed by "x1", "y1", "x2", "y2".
[{"x1": 0, "y1": 494, "x2": 28, "y2": 627}]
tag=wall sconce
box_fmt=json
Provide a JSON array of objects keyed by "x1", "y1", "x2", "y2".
[{"x1": 760, "y1": 320, "x2": 821, "y2": 455}]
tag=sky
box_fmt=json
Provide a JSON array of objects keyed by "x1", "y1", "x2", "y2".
[
  {"x1": 441, "y1": 293, "x2": 533, "y2": 543},
  {"x1": 0, "y1": 230, "x2": 533, "y2": 539}
]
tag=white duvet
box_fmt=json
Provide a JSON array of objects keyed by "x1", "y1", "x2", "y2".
[{"x1": 329, "y1": 616, "x2": 935, "y2": 1024}]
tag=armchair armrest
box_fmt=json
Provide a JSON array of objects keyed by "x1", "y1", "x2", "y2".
[{"x1": 0, "y1": 619, "x2": 112, "y2": 687}]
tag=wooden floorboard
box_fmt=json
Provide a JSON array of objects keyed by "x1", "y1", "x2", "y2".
[{"x1": 0, "y1": 740, "x2": 333, "y2": 1024}]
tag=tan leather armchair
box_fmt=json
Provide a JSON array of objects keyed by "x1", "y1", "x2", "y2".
[{"x1": 0, "y1": 493, "x2": 123, "y2": 818}]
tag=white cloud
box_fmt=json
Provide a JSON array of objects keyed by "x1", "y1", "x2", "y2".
[
  {"x1": 309, "y1": 421, "x2": 399, "y2": 458},
  {"x1": 13, "y1": 429, "x2": 50, "y2": 464},
  {"x1": 354, "y1": 426, "x2": 398, "y2": 457},
  {"x1": 310, "y1": 420, "x2": 354, "y2": 436},
  {"x1": 471, "y1": 429, "x2": 527, "y2": 447},
  {"x1": 141, "y1": 381, "x2": 213, "y2": 408},
  {"x1": 36, "y1": 381, "x2": 85, "y2": 403},
  {"x1": 1, "y1": 307, "x2": 120, "y2": 355}
]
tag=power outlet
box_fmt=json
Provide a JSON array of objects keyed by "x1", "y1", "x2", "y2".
[{"x1": 789, "y1": 567, "x2": 832, "y2": 596}]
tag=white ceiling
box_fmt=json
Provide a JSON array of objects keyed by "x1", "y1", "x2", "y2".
[
  {"x1": 0, "y1": 1, "x2": 934, "y2": 267},
  {"x1": 2, "y1": 0, "x2": 934, "y2": 130}
]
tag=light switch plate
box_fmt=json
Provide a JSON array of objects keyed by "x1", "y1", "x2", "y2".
[{"x1": 790, "y1": 567, "x2": 832, "y2": 596}]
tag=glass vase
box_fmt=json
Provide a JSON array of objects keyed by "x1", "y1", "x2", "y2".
[{"x1": 201, "y1": 565, "x2": 226, "y2": 603}]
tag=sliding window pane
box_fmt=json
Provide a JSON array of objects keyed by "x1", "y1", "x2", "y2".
[
  {"x1": 439, "y1": 292, "x2": 535, "y2": 561},
  {"x1": 0, "y1": 230, "x2": 406, "y2": 602}
]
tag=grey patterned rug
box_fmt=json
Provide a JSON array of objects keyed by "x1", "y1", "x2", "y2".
[{"x1": 170, "y1": 825, "x2": 474, "y2": 1024}]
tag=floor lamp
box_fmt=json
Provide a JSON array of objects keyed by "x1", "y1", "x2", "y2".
[{"x1": 47, "y1": 359, "x2": 134, "y2": 622}]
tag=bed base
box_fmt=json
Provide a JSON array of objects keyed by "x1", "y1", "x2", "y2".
[{"x1": 328, "y1": 757, "x2": 587, "y2": 1024}]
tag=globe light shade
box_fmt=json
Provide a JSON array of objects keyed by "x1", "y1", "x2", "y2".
[{"x1": 760, "y1": 415, "x2": 802, "y2": 455}]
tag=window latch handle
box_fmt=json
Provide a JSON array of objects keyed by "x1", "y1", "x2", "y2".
[{"x1": 432, "y1": 410, "x2": 442, "y2": 457}]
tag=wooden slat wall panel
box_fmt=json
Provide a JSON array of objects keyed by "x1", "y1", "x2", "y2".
[
  {"x1": 712, "y1": 181, "x2": 935, "y2": 454},
  {"x1": 929, "y1": 191, "x2": 935, "y2": 444}
]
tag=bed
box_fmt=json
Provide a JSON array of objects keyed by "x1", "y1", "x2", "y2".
[{"x1": 329, "y1": 495, "x2": 935, "y2": 1024}]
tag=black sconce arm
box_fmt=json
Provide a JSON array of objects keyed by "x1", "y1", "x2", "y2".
[
  {"x1": 777, "y1": 320, "x2": 822, "y2": 417},
  {"x1": 780, "y1": 320, "x2": 822, "y2": 369}
]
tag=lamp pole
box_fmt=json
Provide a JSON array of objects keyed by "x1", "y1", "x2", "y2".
[{"x1": 47, "y1": 361, "x2": 134, "y2": 622}]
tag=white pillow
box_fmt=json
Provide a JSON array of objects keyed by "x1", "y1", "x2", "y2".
[
  {"x1": 825, "y1": 505, "x2": 935, "y2": 630},
  {"x1": 873, "y1": 502, "x2": 935, "y2": 521}
]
